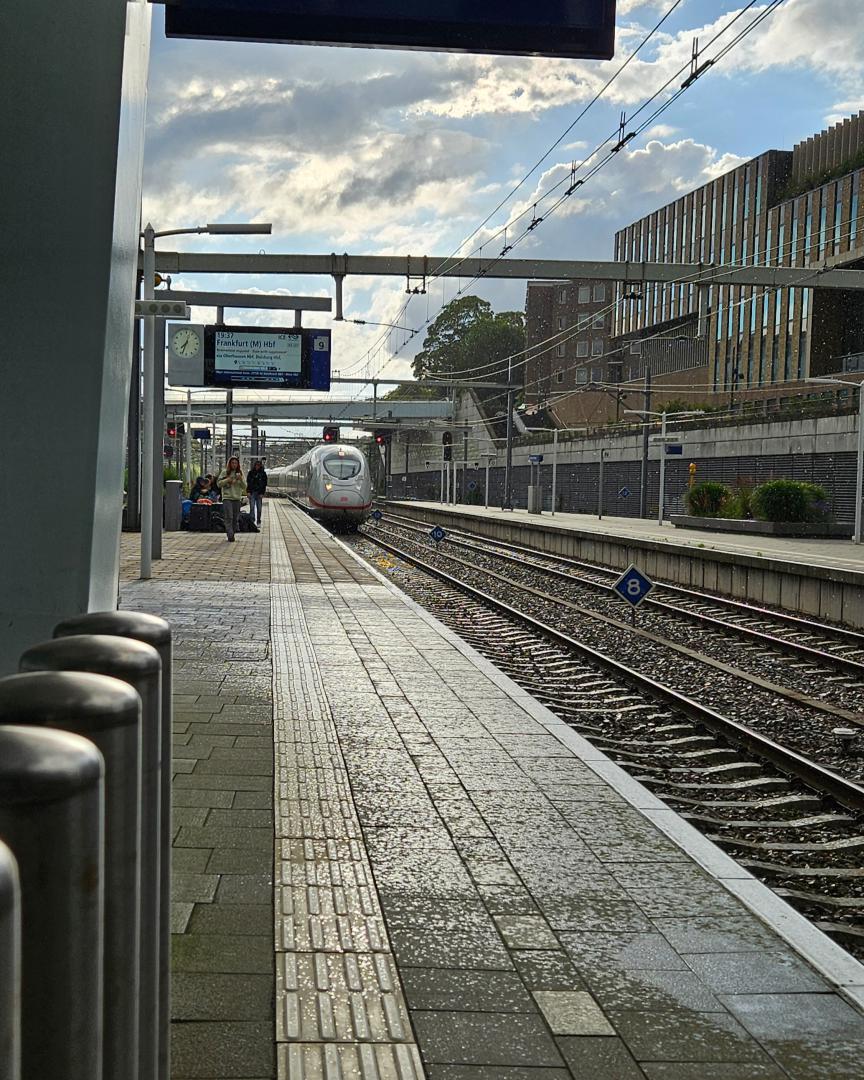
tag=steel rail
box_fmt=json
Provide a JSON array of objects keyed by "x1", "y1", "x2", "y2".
[
  {"x1": 363, "y1": 531, "x2": 864, "y2": 813},
  {"x1": 382, "y1": 510, "x2": 864, "y2": 672}
]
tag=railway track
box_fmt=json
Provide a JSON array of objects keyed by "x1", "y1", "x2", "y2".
[
  {"x1": 382, "y1": 509, "x2": 864, "y2": 677},
  {"x1": 348, "y1": 528, "x2": 864, "y2": 958}
]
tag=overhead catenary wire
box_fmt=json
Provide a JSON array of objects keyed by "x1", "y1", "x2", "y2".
[{"x1": 344, "y1": 0, "x2": 788, "y2": 389}]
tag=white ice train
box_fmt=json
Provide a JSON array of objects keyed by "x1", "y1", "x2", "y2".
[{"x1": 267, "y1": 443, "x2": 373, "y2": 530}]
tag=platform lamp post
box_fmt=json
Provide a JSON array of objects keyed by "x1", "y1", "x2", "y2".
[
  {"x1": 806, "y1": 376, "x2": 864, "y2": 543},
  {"x1": 625, "y1": 408, "x2": 703, "y2": 525},
  {"x1": 140, "y1": 222, "x2": 271, "y2": 580}
]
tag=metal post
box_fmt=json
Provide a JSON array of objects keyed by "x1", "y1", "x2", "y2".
[
  {"x1": 598, "y1": 448, "x2": 605, "y2": 520},
  {"x1": 184, "y1": 391, "x2": 192, "y2": 490},
  {"x1": 141, "y1": 225, "x2": 155, "y2": 579},
  {"x1": 126, "y1": 318, "x2": 141, "y2": 531},
  {"x1": 462, "y1": 430, "x2": 468, "y2": 503},
  {"x1": 440, "y1": 458, "x2": 445, "y2": 504},
  {"x1": 551, "y1": 429, "x2": 559, "y2": 515},
  {"x1": 658, "y1": 410, "x2": 667, "y2": 526},
  {"x1": 0, "y1": 727, "x2": 104, "y2": 1080},
  {"x1": 639, "y1": 367, "x2": 651, "y2": 518},
  {"x1": 152, "y1": 318, "x2": 165, "y2": 562},
  {"x1": 0, "y1": 671, "x2": 142, "y2": 1080},
  {"x1": 52, "y1": 611, "x2": 173, "y2": 1080},
  {"x1": 0, "y1": 839, "x2": 20, "y2": 1080},
  {"x1": 856, "y1": 386, "x2": 864, "y2": 544},
  {"x1": 294, "y1": 308, "x2": 301, "y2": 328},
  {"x1": 251, "y1": 414, "x2": 259, "y2": 459},
  {"x1": 19, "y1": 636, "x2": 162, "y2": 1080},
  {"x1": 503, "y1": 388, "x2": 514, "y2": 510},
  {"x1": 485, "y1": 459, "x2": 491, "y2": 509}
]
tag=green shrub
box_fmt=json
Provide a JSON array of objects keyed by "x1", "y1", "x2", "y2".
[
  {"x1": 685, "y1": 481, "x2": 731, "y2": 517},
  {"x1": 751, "y1": 480, "x2": 829, "y2": 523},
  {"x1": 722, "y1": 485, "x2": 752, "y2": 520}
]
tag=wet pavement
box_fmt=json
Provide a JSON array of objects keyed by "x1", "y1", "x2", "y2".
[{"x1": 120, "y1": 502, "x2": 864, "y2": 1079}]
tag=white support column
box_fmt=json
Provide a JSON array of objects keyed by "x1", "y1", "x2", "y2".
[
  {"x1": 658, "y1": 411, "x2": 667, "y2": 526},
  {"x1": 141, "y1": 226, "x2": 155, "y2": 580}
]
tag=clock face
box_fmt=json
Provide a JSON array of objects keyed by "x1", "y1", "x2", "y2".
[{"x1": 171, "y1": 328, "x2": 201, "y2": 358}]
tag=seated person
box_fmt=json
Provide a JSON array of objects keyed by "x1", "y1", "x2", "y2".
[{"x1": 190, "y1": 476, "x2": 212, "y2": 502}]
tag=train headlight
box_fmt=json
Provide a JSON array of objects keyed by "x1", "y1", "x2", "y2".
[{"x1": 325, "y1": 482, "x2": 333, "y2": 492}]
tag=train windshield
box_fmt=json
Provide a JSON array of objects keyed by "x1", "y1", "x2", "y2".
[{"x1": 323, "y1": 454, "x2": 361, "y2": 480}]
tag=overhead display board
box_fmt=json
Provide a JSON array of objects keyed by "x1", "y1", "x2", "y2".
[
  {"x1": 167, "y1": 324, "x2": 331, "y2": 390},
  {"x1": 165, "y1": 1, "x2": 617, "y2": 59}
]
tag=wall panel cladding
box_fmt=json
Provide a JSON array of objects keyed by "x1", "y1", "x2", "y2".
[{"x1": 391, "y1": 450, "x2": 858, "y2": 522}]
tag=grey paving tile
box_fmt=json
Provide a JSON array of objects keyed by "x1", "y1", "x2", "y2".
[
  {"x1": 187, "y1": 903, "x2": 272, "y2": 936},
  {"x1": 171, "y1": 1020, "x2": 274, "y2": 1077},
  {"x1": 559, "y1": 932, "x2": 688, "y2": 976},
  {"x1": 476, "y1": 883, "x2": 539, "y2": 915},
  {"x1": 171, "y1": 933, "x2": 274, "y2": 974},
  {"x1": 651, "y1": 917, "x2": 784, "y2": 954},
  {"x1": 205, "y1": 808, "x2": 272, "y2": 829},
  {"x1": 379, "y1": 894, "x2": 488, "y2": 931},
  {"x1": 541, "y1": 896, "x2": 654, "y2": 934},
  {"x1": 390, "y1": 925, "x2": 513, "y2": 971},
  {"x1": 683, "y1": 951, "x2": 826, "y2": 994},
  {"x1": 173, "y1": 789, "x2": 236, "y2": 809},
  {"x1": 172, "y1": 873, "x2": 219, "y2": 904},
  {"x1": 206, "y1": 847, "x2": 272, "y2": 873},
  {"x1": 557, "y1": 1036, "x2": 648, "y2": 1079},
  {"x1": 533, "y1": 991, "x2": 615, "y2": 1035},
  {"x1": 425, "y1": 1068, "x2": 569, "y2": 1080},
  {"x1": 176, "y1": 825, "x2": 272, "y2": 851},
  {"x1": 720, "y1": 991, "x2": 864, "y2": 1040},
  {"x1": 512, "y1": 950, "x2": 587, "y2": 992},
  {"x1": 586, "y1": 968, "x2": 724, "y2": 1014},
  {"x1": 172, "y1": 848, "x2": 212, "y2": 873},
  {"x1": 171, "y1": 903, "x2": 194, "y2": 934},
  {"x1": 172, "y1": 972, "x2": 272, "y2": 1020},
  {"x1": 175, "y1": 773, "x2": 272, "y2": 792},
  {"x1": 412, "y1": 1011, "x2": 564, "y2": 1068},
  {"x1": 495, "y1": 915, "x2": 560, "y2": 951},
  {"x1": 609, "y1": 1009, "x2": 769, "y2": 1064},
  {"x1": 216, "y1": 874, "x2": 273, "y2": 904},
  {"x1": 400, "y1": 968, "x2": 535, "y2": 1013},
  {"x1": 642, "y1": 1065, "x2": 787, "y2": 1080},
  {"x1": 232, "y1": 790, "x2": 273, "y2": 810}
]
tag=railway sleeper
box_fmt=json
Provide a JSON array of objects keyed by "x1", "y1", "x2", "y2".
[
  {"x1": 736, "y1": 859, "x2": 864, "y2": 879},
  {"x1": 712, "y1": 834, "x2": 864, "y2": 853},
  {"x1": 682, "y1": 812, "x2": 853, "y2": 829}
]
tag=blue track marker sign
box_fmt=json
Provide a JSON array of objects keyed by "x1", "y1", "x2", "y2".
[
  {"x1": 370, "y1": 509, "x2": 383, "y2": 522},
  {"x1": 429, "y1": 525, "x2": 446, "y2": 545},
  {"x1": 613, "y1": 564, "x2": 654, "y2": 612},
  {"x1": 618, "y1": 486, "x2": 631, "y2": 499}
]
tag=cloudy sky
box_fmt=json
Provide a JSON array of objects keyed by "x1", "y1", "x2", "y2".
[{"x1": 145, "y1": 0, "x2": 864, "y2": 403}]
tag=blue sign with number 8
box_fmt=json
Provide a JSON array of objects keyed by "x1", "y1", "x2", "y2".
[{"x1": 613, "y1": 565, "x2": 654, "y2": 608}]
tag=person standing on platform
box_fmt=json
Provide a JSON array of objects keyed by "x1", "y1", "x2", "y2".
[
  {"x1": 218, "y1": 456, "x2": 245, "y2": 542},
  {"x1": 246, "y1": 459, "x2": 268, "y2": 527}
]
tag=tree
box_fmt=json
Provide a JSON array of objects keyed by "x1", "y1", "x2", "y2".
[{"x1": 411, "y1": 295, "x2": 525, "y2": 386}]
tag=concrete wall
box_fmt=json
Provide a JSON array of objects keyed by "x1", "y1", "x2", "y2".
[
  {"x1": 389, "y1": 412, "x2": 861, "y2": 521},
  {"x1": 0, "y1": 1, "x2": 152, "y2": 671}
]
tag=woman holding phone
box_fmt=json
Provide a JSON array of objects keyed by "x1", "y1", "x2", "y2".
[{"x1": 217, "y1": 456, "x2": 245, "y2": 542}]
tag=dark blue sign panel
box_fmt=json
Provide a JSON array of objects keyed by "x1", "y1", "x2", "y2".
[
  {"x1": 665, "y1": 444, "x2": 683, "y2": 455},
  {"x1": 429, "y1": 525, "x2": 446, "y2": 543},
  {"x1": 613, "y1": 564, "x2": 654, "y2": 608},
  {"x1": 529, "y1": 454, "x2": 544, "y2": 464},
  {"x1": 618, "y1": 486, "x2": 631, "y2": 499},
  {"x1": 202, "y1": 326, "x2": 331, "y2": 390},
  {"x1": 192, "y1": 428, "x2": 211, "y2": 441},
  {"x1": 166, "y1": 1, "x2": 617, "y2": 59}
]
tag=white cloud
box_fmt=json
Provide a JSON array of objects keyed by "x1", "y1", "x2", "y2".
[{"x1": 644, "y1": 124, "x2": 678, "y2": 139}]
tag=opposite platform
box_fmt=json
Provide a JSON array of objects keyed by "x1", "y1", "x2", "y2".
[{"x1": 121, "y1": 501, "x2": 864, "y2": 1079}]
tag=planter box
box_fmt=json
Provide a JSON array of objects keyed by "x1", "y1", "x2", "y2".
[{"x1": 670, "y1": 515, "x2": 852, "y2": 539}]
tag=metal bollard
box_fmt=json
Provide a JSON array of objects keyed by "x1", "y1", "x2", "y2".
[
  {"x1": 20, "y1": 636, "x2": 161, "y2": 1080},
  {"x1": 0, "y1": 839, "x2": 21, "y2": 1080},
  {"x1": 0, "y1": 672, "x2": 141, "y2": 1080},
  {"x1": 0, "y1": 727, "x2": 104, "y2": 1080},
  {"x1": 54, "y1": 611, "x2": 173, "y2": 1080}
]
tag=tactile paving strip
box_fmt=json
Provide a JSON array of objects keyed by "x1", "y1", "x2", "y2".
[{"x1": 271, "y1": 583, "x2": 425, "y2": 1078}]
